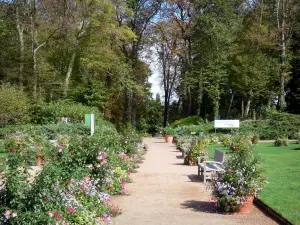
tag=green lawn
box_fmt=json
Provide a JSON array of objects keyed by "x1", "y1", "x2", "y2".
[{"x1": 208, "y1": 142, "x2": 300, "y2": 225}]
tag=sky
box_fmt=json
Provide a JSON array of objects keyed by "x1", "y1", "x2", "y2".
[{"x1": 141, "y1": 47, "x2": 164, "y2": 100}]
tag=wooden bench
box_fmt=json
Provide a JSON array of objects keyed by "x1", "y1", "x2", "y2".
[{"x1": 198, "y1": 149, "x2": 225, "y2": 183}]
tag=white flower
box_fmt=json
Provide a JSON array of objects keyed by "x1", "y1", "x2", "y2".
[{"x1": 87, "y1": 164, "x2": 93, "y2": 169}]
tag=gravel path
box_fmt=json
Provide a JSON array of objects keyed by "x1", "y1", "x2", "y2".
[{"x1": 111, "y1": 137, "x2": 278, "y2": 225}]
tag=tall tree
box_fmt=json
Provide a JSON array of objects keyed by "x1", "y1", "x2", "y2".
[
  {"x1": 120, "y1": 0, "x2": 162, "y2": 126},
  {"x1": 154, "y1": 20, "x2": 181, "y2": 127}
]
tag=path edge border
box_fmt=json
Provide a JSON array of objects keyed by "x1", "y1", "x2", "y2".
[{"x1": 254, "y1": 198, "x2": 293, "y2": 225}]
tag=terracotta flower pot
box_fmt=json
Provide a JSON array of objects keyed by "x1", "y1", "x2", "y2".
[
  {"x1": 238, "y1": 196, "x2": 254, "y2": 213},
  {"x1": 165, "y1": 135, "x2": 173, "y2": 144},
  {"x1": 36, "y1": 156, "x2": 43, "y2": 166}
]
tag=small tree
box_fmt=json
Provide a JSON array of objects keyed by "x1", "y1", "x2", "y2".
[{"x1": 0, "y1": 85, "x2": 29, "y2": 125}]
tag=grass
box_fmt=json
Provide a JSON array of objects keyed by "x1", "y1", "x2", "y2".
[{"x1": 208, "y1": 142, "x2": 300, "y2": 225}]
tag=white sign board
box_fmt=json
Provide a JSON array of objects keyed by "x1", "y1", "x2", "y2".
[
  {"x1": 90, "y1": 113, "x2": 95, "y2": 136},
  {"x1": 214, "y1": 120, "x2": 239, "y2": 128}
]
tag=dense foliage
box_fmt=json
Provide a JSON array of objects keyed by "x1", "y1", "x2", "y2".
[{"x1": 0, "y1": 121, "x2": 145, "y2": 224}]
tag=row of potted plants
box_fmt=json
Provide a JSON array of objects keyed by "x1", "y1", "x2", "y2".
[{"x1": 173, "y1": 132, "x2": 267, "y2": 214}]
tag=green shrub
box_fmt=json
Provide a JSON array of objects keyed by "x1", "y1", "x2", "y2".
[
  {"x1": 174, "y1": 124, "x2": 214, "y2": 136},
  {"x1": 30, "y1": 101, "x2": 102, "y2": 124},
  {"x1": 162, "y1": 126, "x2": 176, "y2": 135},
  {"x1": 184, "y1": 138, "x2": 209, "y2": 165},
  {"x1": 239, "y1": 109, "x2": 300, "y2": 139},
  {"x1": 252, "y1": 134, "x2": 259, "y2": 144},
  {"x1": 0, "y1": 123, "x2": 90, "y2": 140},
  {"x1": 171, "y1": 116, "x2": 204, "y2": 127},
  {"x1": 0, "y1": 85, "x2": 29, "y2": 126},
  {"x1": 274, "y1": 137, "x2": 289, "y2": 147}
]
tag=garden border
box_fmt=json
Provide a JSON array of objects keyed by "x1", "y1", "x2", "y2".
[{"x1": 254, "y1": 198, "x2": 293, "y2": 225}]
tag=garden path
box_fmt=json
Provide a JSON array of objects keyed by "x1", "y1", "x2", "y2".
[{"x1": 111, "y1": 137, "x2": 278, "y2": 225}]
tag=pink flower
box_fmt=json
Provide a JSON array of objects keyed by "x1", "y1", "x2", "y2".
[
  {"x1": 80, "y1": 189, "x2": 85, "y2": 193},
  {"x1": 97, "y1": 155, "x2": 103, "y2": 161},
  {"x1": 87, "y1": 164, "x2": 93, "y2": 169},
  {"x1": 56, "y1": 182, "x2": 60, "y2": 187},
  {"x1": 69, "y1": 208, "x2": 76, "y2": 215},
  {"x1": 4, "y1": 210, "x2": 11, "y2": 219},
  {"x1": 58, "y1": 148, "x2": 62, "y2": 153},
  {"x1": 228, "y1": 168, "x2": 232, "y2": 173},
  {"x1": 53, "y1": 211, "x2": 61, "y2": 220}
]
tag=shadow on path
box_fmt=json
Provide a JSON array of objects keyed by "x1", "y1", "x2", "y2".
[
  {"x1": 181, "y1": 200, "x2": 221, "y2": 214},
  {"x1": 171, "y1": 162, "x2": 184, "y2": 165},
  {"x1": 187, "y1": 174, "x2": 200, "y2": 183}
]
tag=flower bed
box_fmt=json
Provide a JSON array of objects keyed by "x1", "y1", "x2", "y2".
[{"x1": 0, "y1": 123, "x2": 145, "y2": 224}]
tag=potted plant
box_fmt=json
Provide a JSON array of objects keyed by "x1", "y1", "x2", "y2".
[
  {"x1": 162, "y1": 127, "x2": 176, "y2": 143},
  {"x1": 211, "y1": 138, "x2": 266, "y2": 213},
  {"x1": 33, "y1": 135, "x2": 46, "y2": 166}
]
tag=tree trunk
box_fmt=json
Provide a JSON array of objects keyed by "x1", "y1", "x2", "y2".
[
  {"x1": 131, "y1": 90, "x2": 137, "y2": 127},
  {"x1": 278, "y1": 0, "x2": 286, "y2": 111},
  {"x1": 214, "y1": 98, "x2": 220, "y2": 120},
  {"x1": 241, "y1": 99, "x2": 244, "y2": 119},
  {"x1": 63, "y1": 19, "x2": 85, "y2": 97},
  {"x1": 63, "y1": 48, "x2": 77, "y2": 97},
  {"x1": 163, "y1": 93, "x2": 169, "y2": 127},
  {"x1": 16, "y1": 6, "x2": 24, "y2": 91},
  {"x1": 123, "y1": 86, "x2": 130, "y2": 125},
  {"x1": 198, "y1": 79, "x2": 203, "y2": 116},
  {"x1": 30, "y1": 0, "x2": 37, "y2": 99},
  {"x1": 245, "y1": 98, "x2": 251, "y2": 118},
  {"x1": 227, "y1": 93, "x2": 234, "y2": 118},
  {"x1": 188, "y1": 86, "x2": 192, "y2": 116}
]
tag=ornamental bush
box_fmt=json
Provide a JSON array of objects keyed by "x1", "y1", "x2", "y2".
[
  {"x1": 30, "y1": 101, "x2": 102, "y2": 124},
  {"x1": 0, "y1": 85, "x2": 29, "y2": 126},
  {"x1": 171, "y1": 116, "x2": 205, "y2": 127},
  {"x1": 239, "y1": 109, "x2": 300, "y2": 139},
  {"x1": 274, "y1": 137, "x2": 288, "y2": 147},
  {"x1": 0, "y1": 121, "x2": 143, "y2": 224}
]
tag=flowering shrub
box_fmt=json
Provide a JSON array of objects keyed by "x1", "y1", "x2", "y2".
[
  {"x1": 212, "y1": 142, "x2": 266, "y2": 213},
  {"x1": 222, "y1": 135, "x2": 232, "y2": 148},
  {"x1": 0, "y1": 121, "x2": 144, "y2": 224},
  {"x1": 230, "y1": 134, "x2": 252, "y2": 152}
]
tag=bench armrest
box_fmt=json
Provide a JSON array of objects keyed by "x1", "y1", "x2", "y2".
[{"x1": 197, "y1": 156, "x2": 206, "y2": 164}]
